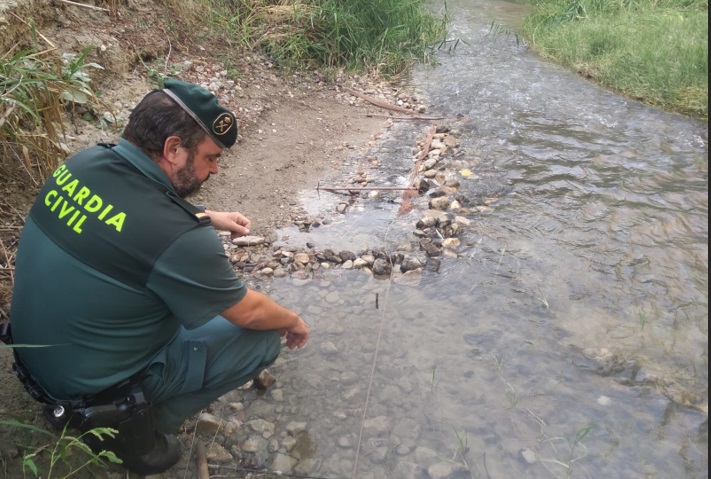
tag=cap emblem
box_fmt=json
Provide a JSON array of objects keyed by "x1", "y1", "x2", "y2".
[{"x1": 213, "y1": 113, "x2": 234, "y2": 136}]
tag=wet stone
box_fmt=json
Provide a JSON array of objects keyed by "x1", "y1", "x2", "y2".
[
  {"x1": 232, "y1": 235, "x2": 266, "y2": 246},
  {"x1": 442, "y1": 238, "x2": 460, "y2": 250},
  {"x1": 428, "y1": 461, "x2": 470, "y2": 479},
  {"x1": 400, "y1": 256, "x2": 422, "y2": 273},
  {"x1": 247, "y1": 418, "x2": 275, "y2": 436},
  {"x1": 325, "y1": 291, "x2": 340, "y2": 303},
  {"x1": 207, "y1": 443, "x2": 233, "y2": 463},
  {"x1": 429, "y1": 196, "x2": 451, "y2": 211},
  {"x1": 242, "y1": 435, "x2": 269, "y2": 453},
  {"x1": 421, "y1": 242, "x2": 441, "y2": 257},
  {"x1": 282, "y1": 435, "x2": 297, "y2": 452},
  {"x1": 320, "y1": 341, "x2": 339, "y2": 356},
  {"x1": 520, "y1": 448, "x2": 538, "y2": 464},
  {"x1": 372, "y1": 258, "x2": 392, "y2": 276},
  {"x1": 286, "y1": 421, "x2": 308, "y2": 436},
  {"x1": 339, "y1": 250, "x2": 357, "y2": 261},
  {"x1": 354, "y1": 258, "x2": 369, "y2": 268},
  {"x1": 196, "y1": 412, "x2": 223, "y2": 435},
  {"x1": 363, "y1": 416, "x2": 390, "y2": 436}
]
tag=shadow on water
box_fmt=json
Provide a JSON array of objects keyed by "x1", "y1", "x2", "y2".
[{"x1": 228, "y1": 1, "x2": 708, "y2": 478}]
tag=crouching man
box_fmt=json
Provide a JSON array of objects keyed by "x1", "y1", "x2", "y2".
[{"x1": 9, "y1": 79, "x2": 308, "y2": 475}]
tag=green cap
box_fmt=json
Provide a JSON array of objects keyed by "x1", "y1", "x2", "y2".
[{"x1": 162, "y1": 79, "x2": 238, "y2": 149}]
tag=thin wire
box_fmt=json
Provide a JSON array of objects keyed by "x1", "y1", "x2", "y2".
[
  {"x1": 182, "y1": 409, "x2": 204, "y2": 479},
  {"x1": 350, "y1": 222, "x2": 397, "y2": 479}
]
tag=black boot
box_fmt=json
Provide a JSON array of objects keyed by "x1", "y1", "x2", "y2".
[
  {"x1": 117, "y1": 432, "x2": 182, "y2": 475},
  {"x1": 85, "y1": 431, "x2": 182, "y2": 475}
]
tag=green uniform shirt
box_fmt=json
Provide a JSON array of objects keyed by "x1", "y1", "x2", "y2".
[{"x1": 11, "y1": 140, "x2": 246, "y2": 399}]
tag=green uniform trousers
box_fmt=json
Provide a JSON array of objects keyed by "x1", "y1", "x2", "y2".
[{"x1": 139, "y1": 316, "x2": 281, "y2": 433}]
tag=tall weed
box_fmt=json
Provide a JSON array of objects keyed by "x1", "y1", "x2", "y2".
[{"x1": 0, "y1": 47, "x2": 104, "y2": 181}]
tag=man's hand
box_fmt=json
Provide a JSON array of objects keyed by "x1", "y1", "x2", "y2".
[
  {"x1": 205, "y1": 210, "x2": 251, "y2": 238},
  {"x1": 222, "y1": 290, "x2": 309, "y2": 350},
  {"x1": 280, "y1": 316, "x2": 309, "y2": 350}
]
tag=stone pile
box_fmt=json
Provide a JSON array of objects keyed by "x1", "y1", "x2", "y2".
[{"x1": 221, "y1": 125, "x2": 484, "y2": 281}]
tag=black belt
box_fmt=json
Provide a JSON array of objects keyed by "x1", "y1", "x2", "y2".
[{"x1": 1, "y1": 322, "x2": 144, "y2": 409}]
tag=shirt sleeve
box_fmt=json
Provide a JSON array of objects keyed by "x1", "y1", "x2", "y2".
[{"x1": 147, "y1": 226, "x2": 247, "y2": 329}]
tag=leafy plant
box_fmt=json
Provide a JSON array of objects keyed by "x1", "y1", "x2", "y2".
[
  {"x1": 60, "y1": 49, "x2": 105, "y2": 105},
  {"x1": 1, "y1": 46, "x2": 105, "y2": 181},
  {"x1": 0, "y1": 418, "x2": 122, "y2": 479}
]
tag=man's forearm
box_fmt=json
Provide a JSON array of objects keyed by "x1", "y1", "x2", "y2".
[{"x1": 222, "y1": 289, "x2": 299, "y2": 331}]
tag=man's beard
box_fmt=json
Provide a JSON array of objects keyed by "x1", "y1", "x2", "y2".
[{"x1": 173, "y1": 150, "x2": 205, "y2": 198}]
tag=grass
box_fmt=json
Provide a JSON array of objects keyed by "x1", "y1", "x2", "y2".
[
  {"x1": 521, "y1": 0, "x2": 708, "y2": 119},
  {"x1": 156, "y1": 0, "x2": 447, "y2": 77},
  {"x1": 527, "y1": 409, "x2": 597, "y2": 478},
  {"x1": 0, "y1": 417, "x2": 121, "y2": 478},
  {"x1": 2, "y1": 0, "x2": 444, "y2": 186},
  {"x1": 0, "y1": 46, "x2": 104, "y2": 183},
  {"x1": 0, "y1": 344, "x2": 121, "y2": 477}
]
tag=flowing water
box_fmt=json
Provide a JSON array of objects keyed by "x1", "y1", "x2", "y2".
[{"x1": 221, "y1": 1, "x2": 708, "y2": 478}]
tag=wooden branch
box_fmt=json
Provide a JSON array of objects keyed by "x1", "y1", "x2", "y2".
[
  {"x1": 58, "y1": 0, "x2": 110, "y2": 11},
  {"x1": 409, "y1": 124, "x2": 437, "y2": 185},
  {"x1": 345, "y1": 87, "x2": 419, "y2": 116},
  {"x1": 366, "y1": 114, "x2": 445, "y2": 121},
  {"x1": 196, "y1": 442, "x2": 209, "y2": 479},
  {"x1": 398, "y1": 124, "x2": 437, "y2": 216},
  {"x1": 317, "y1": 185, "x2": 417, "y2": 192}
]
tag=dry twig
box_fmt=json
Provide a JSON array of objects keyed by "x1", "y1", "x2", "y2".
[
  {"x1": 195, "y1": 442, "x2": 209, "y2": 479},
  {"x1": 398, "y1": 124, "x2": 437, "y2": 216},
  {"x1": 366, "y1": 113, "x2": 445, "y2": 121},
  {"x1": 317, "y1": 185, "x2": 417, "y2": 193},
  {"x1": 345, "y1": 87, "x2": 419, "y2": 115},
  {"x1": 58, "y1": 0, "x2": 110, "y2": 12},
  {"x1": 9, "y1": 13, "x2": 57, "y2": 48}
]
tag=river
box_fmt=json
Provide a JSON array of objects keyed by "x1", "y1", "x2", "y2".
[{"x1": 216, "y1": 1, "x2": 709, "y2": 478}]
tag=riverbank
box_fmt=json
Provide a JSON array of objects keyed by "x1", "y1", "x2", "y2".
[{"x1": 521, "y1": 0, "x2": 708, "y2": 119}]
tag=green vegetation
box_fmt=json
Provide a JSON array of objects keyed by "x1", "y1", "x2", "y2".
[
  {"x1": 521, "y1": 0, "x2": 708, "y2": 119},
  {"x1": 0, "y1": 46, "x2": 103, "y2": 182},
  {"x1": 0, "y1": 417, "x2": 121, "y2": 478},
  {"x1": 157, "y1": 0, "x2": 447, "y2": 77},
  {"x1": 1, "y1": 0, "x2": 444, "y2": 183}
]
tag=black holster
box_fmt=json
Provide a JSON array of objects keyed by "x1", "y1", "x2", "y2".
[{"x1": 2, "y1": 322, "x2": 155, "y2": 456}]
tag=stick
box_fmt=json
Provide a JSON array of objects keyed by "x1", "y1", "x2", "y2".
[
  {"x1": 345, "y1": 87, "x2": 419, "y2": 116},
  {"x1": 57, "y1": 0, "x2": 110, "y2": 11},
  {"x1": 398, "y1": 124, "x2": 436, "y2": 216},
  {"x1": 317, "y1": 186, "x2": 417, "y2": 192},
  {"x1": 196, "y1": 442, "x2": 209, "y2": 479},
  {"x1": 366, "y1": 114, "x2": 445, "y2": 121},
  {"x1": 9, "y1": 13, "x2": 56, "y2": 48},
  {"x1": 408, "y1": 124, "x2": 437, "y2": 186}
]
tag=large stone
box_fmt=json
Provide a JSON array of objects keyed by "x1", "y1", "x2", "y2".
[{"x1": 232, "y1": 235, "x2": 266, "y2": 246}]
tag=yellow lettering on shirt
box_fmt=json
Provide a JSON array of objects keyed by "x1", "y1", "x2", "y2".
[
  {"x1": 105, "y1": 213, "x2": 126, "y2": 232},
  {"x1": 42, "y1": 164, "x2": 128, "y2": 235}
]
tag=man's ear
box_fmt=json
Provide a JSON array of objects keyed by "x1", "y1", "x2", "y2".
[{"x1": 163, "y1": 136, "x2": 183, "y2": 166}]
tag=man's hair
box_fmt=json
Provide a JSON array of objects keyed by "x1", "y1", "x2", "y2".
[{"x1": 121, "y1": 90, "x2": 206, "y2": 160}]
